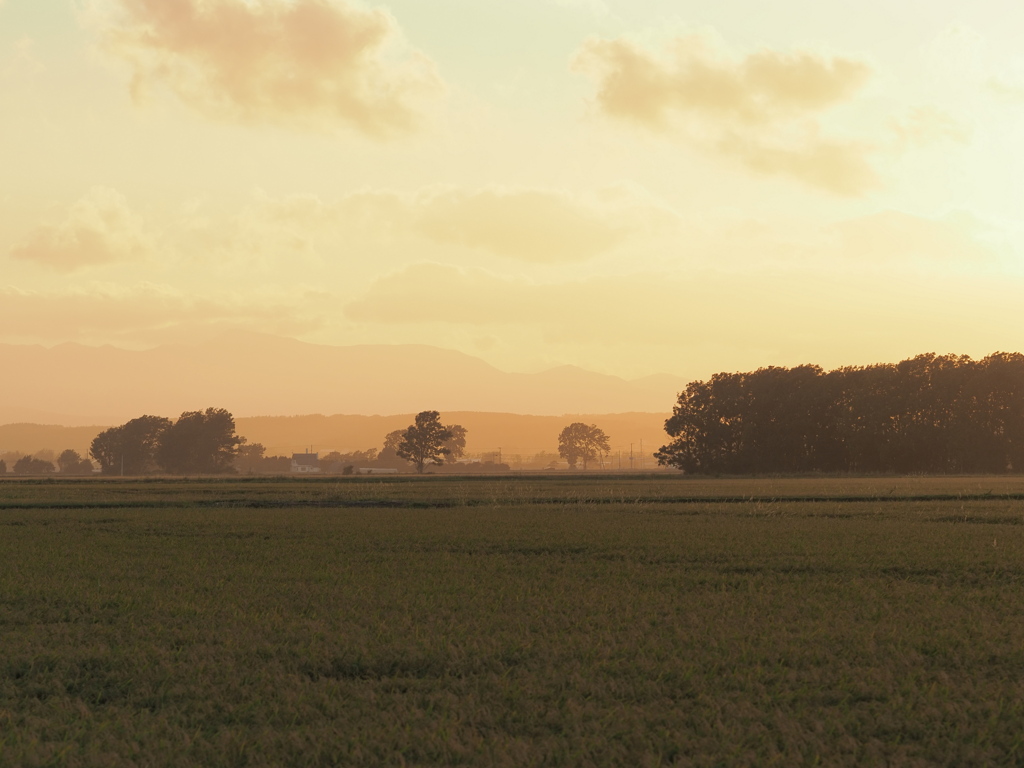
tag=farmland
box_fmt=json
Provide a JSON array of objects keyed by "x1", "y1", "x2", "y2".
[{"x1": 2, "y1": 476, "x2": 1024, "y2": 766}]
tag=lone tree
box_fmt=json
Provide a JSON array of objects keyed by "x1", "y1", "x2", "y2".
[
  {"x1": 558, "y1": 423, "x2": 611, "y2": 470},
  {"x1": 396, "y1": 411, "x2": 456, "y2": 473}
]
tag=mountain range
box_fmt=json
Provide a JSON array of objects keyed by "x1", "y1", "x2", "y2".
[
  {"x1": 0, "y1": 333, "x2": 685, "y2": 426},
  {"x1": 0, "y1": 334, "x2": 685, "y2": 457}
]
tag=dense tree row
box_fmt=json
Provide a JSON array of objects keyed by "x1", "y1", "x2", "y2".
[
  {"x1": 657, "y1": 353, "x2": 1024, "y2": 475},
  {"x1": 0, "y1": 450, "x2": 94, "y2": 476},
  {"x1": 3, "y1": 410, "x2": 618, "y2": 477},
  {"x1": 230, "y1": 412, "x2": 471, "y2": 475},
  {"x1": 90, "y1": 408, "x2": 240, "y2": 475}
]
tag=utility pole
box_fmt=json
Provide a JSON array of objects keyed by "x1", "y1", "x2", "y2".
[
  {"x1": 630, "y1": 443, "x2": 634, "y2": 471},
  {"x1": 640, "y1": 439, "x2": 644, "y2": 471}
]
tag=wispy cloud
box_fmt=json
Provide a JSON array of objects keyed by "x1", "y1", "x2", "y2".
[
  {"x1": 343, "y1": 262, "x2": 787, "y2": 345},
  {"x1": 412, "y1": 186, "x2": 667, "y2": 263},
  {"x1": 988, "y1": 76, "x2": 1024, "y2": 104},
  {"x1": 0, "y1": 283, "x2": 315, "y2": 344},
  {"x1": 572, "y1": 33, "x2": 877, "y2": 195},
  {"x1": 98, "y1": 0, "x2": 443, "y2": 137},
  {"x1": 342, "y1": 255, "x2": 1024, "y2": 375},
  {"x1": 10, "y1": 187, "x2": 154, "y2": 272},
  {"x1": 231, "y1": 184, "x2": 674, "y2": 264},
  {"x1": 889, "y1": 106, "x2": 970, "y2": 148},
  {"x1": 828, "y1": 210, "x2": 999, "y2": 264}
]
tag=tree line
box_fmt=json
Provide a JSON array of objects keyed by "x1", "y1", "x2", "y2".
[
  {"x1": 84, "y1": 409, "x2": 490, "y2": 476},
  {"x1": 234, "y1": 411, "x2": 476, "y2": 475},
  {"x1": 0, "y1": 450, "x2": 94, "y2": 477},
  {"x1": 234, "y1": 413, "x2": 615, "y2": 475},
  {"x1": 657, "y1": 352, "x2": 1024, "y2": 475},
  {"x1": 2, "y1": 408, "x2": 616, "y2": 477}
]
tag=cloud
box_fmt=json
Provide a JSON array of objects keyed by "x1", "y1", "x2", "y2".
[
  {"x1": 572, "y1": 34, "x2": 877, "y2": 195},
  {"x1": 236, "y1": 184, "x2": 674, "y2": 264},
  {"x1": 988, "y1": 77, "x2": 1024, "y2": 104},
  {"x1": 924, "y1": 26, "x2": 1024, "y2": 110},
  {"x1": 342, "y1": 262, "x2": 796, "y2": 345},
  {"x1": 551, "y1": 0, "x2": 609, "y2": 13},
  {"x1": 1, "y1": 37, "x2": 45, "y2": 78},
  {"x1": 573, "y1": 36, "x2": 869, "y2": 127},
  {"x1": 98, "y1": 0, "x2": 443, "y2": 137},
  {"x1": 342, "y1": 259, "x2": 1024, "y2": 380},
  {"x1": 346, "y1": 263, "x2": 540, "y2": 326},
  {"x1": 829, "y1": 210, "x2": 999, "y2": 264},
  {"x1": 413, "y1": 187, "x2": 650, "y2": 263},
  {"x1": 890, "y1": 106, "x2": 970, "y2": 148},
  {"x1": 10, "y1": 187, "x2": 154, "y2": 272},
  {"x1": 339, "y1": 261, "x2": 859, "y2": 359},
  {"x1": 0, "y1": 284, "x2": 315, "y2": 344},
  {"x1": 718, "y1": 133, "x2": 876, "y2": 197}
]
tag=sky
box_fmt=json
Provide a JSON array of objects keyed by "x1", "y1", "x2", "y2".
[{"x1": 3, "y1": 0, "x2": 1024, "y2": 383}]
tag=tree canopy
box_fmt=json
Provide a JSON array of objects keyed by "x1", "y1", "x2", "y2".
[
  {"x1": 382, "y1": 430, "x2": 405, "y2": 453},
  {"x1": 13, "y1": 455, "x2": 54, "y2": 475},
  {"x1": 320, "y1": 449, "x2": 379, "y2": 473},
  {"x1": 90, "y1": 415, "x2": 172, "y2": 475},
  {"x1": 558, "y1": 423, "x2": 610, "y2": 470},
  {"x1": 234, "y1": 440, "x2": 266, "y2": 473},
  {"x1": 57, "y1": 449, "x2": 94, "y2": 475},
  {"x1": 157, "y1": 408, "x2": 241, "y2": 474},
  {"x1": 90, "y1": 408, "x2": 241, "y2": 475},
  {"x1": 443, "y1": 424, "x2": 468, "y2": 462},
  {"x1": 395, "y1": 411, "x2": 457, "y2": 473},
  {"x1": 657, "y1": 353, "x2": 1024, "y2": 475}
]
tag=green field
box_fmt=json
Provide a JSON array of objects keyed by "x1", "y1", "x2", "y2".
[{"x1": 3, "y1": 476, "x2": 1024, "y2": 766}]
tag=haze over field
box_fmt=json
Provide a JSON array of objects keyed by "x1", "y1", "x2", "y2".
[
  {"x1": 0, "y1": 332, "x2": 683, "y2": 425},
  {"x1": 0, "y1": 411, "x2": 670, "y2": 463},
  {"x1": 2, "y1": 0, "x2": 1023, "y2": 413}
]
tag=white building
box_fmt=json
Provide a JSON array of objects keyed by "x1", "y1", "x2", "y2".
[{"x1": 291, "y1": 453, "x2": 320, "y2": 474}]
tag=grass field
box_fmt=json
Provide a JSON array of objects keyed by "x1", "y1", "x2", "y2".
[{"x1": 2, "y1": 476, "x2": 1024, "y2": 766}]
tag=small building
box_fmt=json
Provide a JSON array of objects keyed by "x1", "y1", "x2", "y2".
[{"x1": 291, "y1": 452, "x2": 320, "y2": 474}]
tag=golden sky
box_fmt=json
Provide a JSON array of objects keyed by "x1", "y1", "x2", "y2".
[{"x1": 3, "y1": 0, "x2": 1024, "y2": 382}]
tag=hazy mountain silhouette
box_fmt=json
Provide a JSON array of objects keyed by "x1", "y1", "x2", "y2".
[
  {"x1": 0, "y1": 412, "x2": 669, "y2": 462},
  {"x1": 0, "y1": 332, "x2": 685, "y2": 425},
  {"x1": 233, "y1": 411, "x2": 670, "y2": 458}
]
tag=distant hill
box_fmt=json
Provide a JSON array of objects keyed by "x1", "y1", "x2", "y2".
[
  {"x1": 0, "y1": 424, "x2": 109, "y2": 459},
  {"x1": 0, "y1": 412, "x2": 670, "y2": 464},
  {"x1": 234, "y1": 411, "x2": 670, "y2": 460},
  {"x1": 0, "y1": 332, "x2": 685, "y2": 425}
]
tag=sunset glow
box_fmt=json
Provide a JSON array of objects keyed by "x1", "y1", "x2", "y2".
[{"x1": 3, "y1": 0, "x2": 1023, "y2": 389}]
